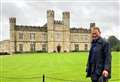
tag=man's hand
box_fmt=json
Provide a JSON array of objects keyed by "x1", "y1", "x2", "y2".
[{"x1": 102, "y1": 70, "x2": 108, "y2": 77}]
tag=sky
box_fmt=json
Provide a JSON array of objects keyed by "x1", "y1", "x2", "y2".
[{"x1": 0, "y1": 0, "x2": 120, "y2": 41}]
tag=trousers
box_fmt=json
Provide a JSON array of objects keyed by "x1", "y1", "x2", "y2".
[{"x1": 91, "y1": 76, "x2": 108, "y2": 82}]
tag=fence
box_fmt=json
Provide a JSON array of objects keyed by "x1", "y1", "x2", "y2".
[{"x1": 1, "y1": 74, "x2": 120, "y2": 82}]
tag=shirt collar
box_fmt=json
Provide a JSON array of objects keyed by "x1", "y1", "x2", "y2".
[{"x1": 92, "y1": 37, "x2": 102, "y2": 43}]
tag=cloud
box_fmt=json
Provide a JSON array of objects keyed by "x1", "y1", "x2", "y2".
[{"x1": 0, "y1": 0, "x2": 120, "y2": 41}]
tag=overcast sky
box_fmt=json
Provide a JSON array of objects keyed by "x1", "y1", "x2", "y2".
[{"x1": 0, "y1": 0, "x2": 120, "y2": 41}]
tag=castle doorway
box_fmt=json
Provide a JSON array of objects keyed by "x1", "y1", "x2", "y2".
[{"x1": 57, "y1": 45, "x2": 61, "y2": 53}]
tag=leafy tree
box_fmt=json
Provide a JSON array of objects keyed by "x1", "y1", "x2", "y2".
[{"x1": 108, "y1": 36, "x2": 120, "y2": 51}]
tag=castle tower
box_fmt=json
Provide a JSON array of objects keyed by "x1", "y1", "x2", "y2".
[
  {"x1": 47, "y1": 10, "x2": 54, "y2": 52},
  {"x1": 62, "y1": 11, "x2": 70, "y2": 52},
  {"x1": 90, "y1": 22, "x2": 96, "y2": 30},
  {"x1": 63, "y1": 12, "x2": 70, "y2": 28},
  {"x1": 90, "y1": 22, "x2": 96, "y2": 42},
  {"x1": 9, "y1": 17, "x2": 16, "y2": 54}
]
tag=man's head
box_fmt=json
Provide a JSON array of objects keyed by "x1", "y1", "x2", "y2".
[{"x1": 91, "y1": 27, "x2": 101, "y2": 40}]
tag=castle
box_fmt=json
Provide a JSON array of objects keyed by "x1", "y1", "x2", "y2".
[{"x1": 1, "y1": 10, "x2": 96, "y2": 54}]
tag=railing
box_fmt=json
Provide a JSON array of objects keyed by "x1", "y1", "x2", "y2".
[{"x1": 0, "y1": 74, "x2": 120, "y2": 82}]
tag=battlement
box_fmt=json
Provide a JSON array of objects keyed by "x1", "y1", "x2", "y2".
[
  {"x1": 9, "y1": 17, "x2": 16, "y2": 23},
  {"x1": 16, "y1": 25, "x2": 41, "y2": 28},
  {"x1": 90, "y1": 22, "x2": 96, "y2": 28},
  {"x1": 63, "y1": 11, "x2": 70, "y2": 18},
  {"x1": 54, "y1": 20, "x2": 63, "y2": 25},
  {"x1": 47, "y1": 9, "x2": 54, "y2": 17},
  {"x1": 16, "y1": 25, "x2": 47, "y2": 32},
  {"x1": 70, "y1": 27, "x2": 90, "y2": 33},
  {"x1": 47, "y1": 9, "x2": 54, "y2": 13}
]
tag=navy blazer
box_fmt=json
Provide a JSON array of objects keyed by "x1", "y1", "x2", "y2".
[{"x1": 86, "y1": 37, "x2": 112, "y2": 79}]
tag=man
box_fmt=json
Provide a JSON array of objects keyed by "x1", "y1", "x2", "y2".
[{"x1": 86, "y1": 27, "x2": 111, "y2": 82}]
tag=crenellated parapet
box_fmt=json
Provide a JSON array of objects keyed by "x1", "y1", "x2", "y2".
[
  {"x1": 70, "y1": 27, "x2": 90, "y2": 33},
  {"x1": 9, "y1": 17, "x2": 16, "y2": 23},
  {"x1": 54, "y1": 20, "x2": 63, "y2": 25},
  {"x1": 15, "y1": 25, "x2": 47, "y2": 32},
  {"x1": 9, "y1": 17, "x2": 16, "y2": 31}
]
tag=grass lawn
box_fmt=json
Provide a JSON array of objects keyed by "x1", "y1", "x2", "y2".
[{"x1": 0, "y1": 52, "x2": 120, "y2": 82}]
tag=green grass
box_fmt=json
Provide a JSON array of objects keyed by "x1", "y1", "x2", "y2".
[{"x1": 0, "y1": 52, "x2": 120, "y2": 82}]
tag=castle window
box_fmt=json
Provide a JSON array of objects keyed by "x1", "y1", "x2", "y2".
[
  {"x1": 19, "y1": 44, "x2": 23, "y2": 52},
  {"x1": 74, "y1": 44, "x2": 79, "y2": 51},
  {"x1": 72, "y1": 34, "x2": 79, "y2": 42},
  {"x1": 41, "y1": 33, "x2": 47, "y2": 41},
  {"x1": 30, "y1": 43, "x2": 35, "y2": 51},
  {"x1": 85, "y1": 44, "x2": 88, "y2": 50},
  {"x1": 19, "y1": 33, "x2": 23, "y2": 40},
  {"x1": 56, "y1": 32, "x2": 61, "y2": 41},
  {"x1": 81, "y1": 35, "x2": 89, "y2": 41},
  {"x1": 42, "y1": 44, "x2": 47, "y2": 51},
  {"x1": 30, "y1": 33, "x2": 35, "y2": 40},
  {"x1": 84, "y1": 35, "x2": 89, "y2": 41}
]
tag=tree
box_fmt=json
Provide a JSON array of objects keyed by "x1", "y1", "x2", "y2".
[{"x1": 108, "y1": 36, "x2": 120, "y2": 51}]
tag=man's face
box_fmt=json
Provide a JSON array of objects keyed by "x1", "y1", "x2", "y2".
[{"x1": 91, "y1": 29, "x2": 101, "y2": 40}]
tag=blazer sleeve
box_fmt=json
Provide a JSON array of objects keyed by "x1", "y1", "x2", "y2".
[{"x1": 103, "y1": 41, "x2": 112, "y2": 72}]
